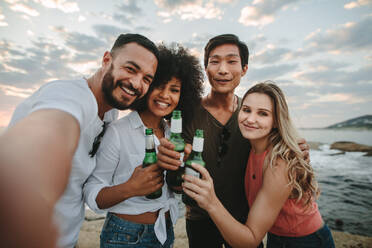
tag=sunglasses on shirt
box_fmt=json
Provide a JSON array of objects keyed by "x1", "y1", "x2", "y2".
[
  {"x1": 89, "y1": 121, "x2": 108, "y2": 157},
  {"x1": 216, "y1": 126, "x2": 230, "y2": 167}
]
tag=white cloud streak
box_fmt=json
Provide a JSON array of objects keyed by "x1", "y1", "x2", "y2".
[
  {"x1": 344, "y1": 0, "x2": 372, "y2": 9},
  {"x1": 33, "y1": 0, "x2": 80, "y2": 13},
  {"x1": 155, "y1": 0, "x2": 223, "y2": 21},
  {"x1": 239, "y1": 0, "x2": 299, "y2": 27}
]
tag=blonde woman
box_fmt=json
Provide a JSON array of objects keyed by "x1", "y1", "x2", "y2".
[{"x1": 182, "y1": 82, "x2": 335, "y2": 248}]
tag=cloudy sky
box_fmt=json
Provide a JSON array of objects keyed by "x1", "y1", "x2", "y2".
[{"x1": 0, "y1": 0, "x2": 371, "y2": 128}]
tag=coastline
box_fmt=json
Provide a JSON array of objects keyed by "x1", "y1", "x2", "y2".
[{"x1": 77, "y1": 210, "x2": 372, "y2": 248}]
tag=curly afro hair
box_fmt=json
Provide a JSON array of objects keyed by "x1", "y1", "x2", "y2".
[{"x1": 131, "y1": 43, "x2": 204, "y2": 125}]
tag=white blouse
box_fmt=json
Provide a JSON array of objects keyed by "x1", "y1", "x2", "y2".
[{"x1": 83, "y1": 111, "x2": 179, "y2": 244}]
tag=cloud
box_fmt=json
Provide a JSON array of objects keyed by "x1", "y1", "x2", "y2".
[
  {"x1": 92, "y1": 24, "x2": 131, "y2": 44},
  {"x1": 32, "y1": 0, "x2": 79, "y2": 13},
  {"x1": 0, "y1": 37, "x2": 79, "y2": 88},
  {"x1": 64, "y1": 32, "x2": 106, "y2": 53},
  {"x1": 305, "y1": 16, "x2": 372, "y2": 53},
  {"x1": 0, "y1": 9, "x2": 8, "y2": 27},
  {"x1": 307, "y1": 92, "x2": 367, "y2": 104},
  {"x1": 239, "y1": 0, "x2": 299, "y2": 27},
  {"x1": 9, "y1": 3, "x2": 39, "y2": 16},
  {"x1": 344, "y1": 0, "x2": 372, "y2": 9},
  {"x1": 113, "y1": 0, "x2": 143, "y2": 24},
  {"x1": 252, "y1": 47, "x2": 291, "y2": 64},
  {"x1": 295, "y1": 64, "x2": 372, "y2": 85},
  {"x1": 305, "y1": 59, "x2": 349, "y2": 71},
  {"x1": 248, "y1": 63, "x2": 298, "y2": 82},
  {"x1": 155, "y1": 0, "x2": 223, "y2": 21}
]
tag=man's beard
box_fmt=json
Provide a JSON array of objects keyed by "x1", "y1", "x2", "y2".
[{"x1": 101, "y1": 65, "x2": 141, "y2": 110}]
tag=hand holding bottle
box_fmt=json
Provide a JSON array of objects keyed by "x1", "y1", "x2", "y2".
[
  {"x1": 127, "y1": 164, "x2": 164, "y2": 197},
  {"x1": 157, "y1": 138, "x2": 192, "y2": 170},
  {"x1": 182, "y1": 163, "x2": 220, "y2": 213}
]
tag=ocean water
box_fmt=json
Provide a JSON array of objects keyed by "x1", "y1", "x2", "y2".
[{"x1": 298, "y1": 129, "x2": 372, "y2": 236}]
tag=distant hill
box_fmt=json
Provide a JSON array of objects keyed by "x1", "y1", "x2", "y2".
[{"x1": 327, "y1": 115, "x2": 372, "y2": 129}]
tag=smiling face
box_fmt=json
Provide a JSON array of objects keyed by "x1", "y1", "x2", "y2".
[
  {"x1": 206, "y1": 43, "x2": 247, "y2": 94},
  {"x1": 238, "y1": 92, "x2": 275, "y2": 142},
  {"x1": 102, "y1": 42, "x2": 158, "y2": 110},
  {"x1": 146, "y1": 77, "x2": 181, "y2": 118}
]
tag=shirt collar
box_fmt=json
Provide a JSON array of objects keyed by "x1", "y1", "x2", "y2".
[{"x1": 128, "y1": 111, "x2": 144, "y2": 129}]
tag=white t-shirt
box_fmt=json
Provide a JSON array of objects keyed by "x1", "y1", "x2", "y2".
[
  {"x1": 83, "y1": 111, "x2": 179, "y2": 245},
  {"x1": 8, "y1": 79, "x2": 118, "y2": 248}
]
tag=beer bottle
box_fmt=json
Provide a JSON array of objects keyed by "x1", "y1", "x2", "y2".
[
  {"x1": 182, "y1": 129, "x2": 205, "y2": 206},
  {"x1": 165, "y1": 110, "x2": 185, "y2": 193},
  {"x1": 143, "y1": 128, "x2": 162, "y2": 199}
]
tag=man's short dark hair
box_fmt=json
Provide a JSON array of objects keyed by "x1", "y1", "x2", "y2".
[
  {"x1": 204, "y1": 34, "x2": 249, "y2": 69},
  {"x1": 111, "y1": 33, "x2": 159, "y2": 62}
]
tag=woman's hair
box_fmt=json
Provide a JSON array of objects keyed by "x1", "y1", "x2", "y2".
[
  {"x1": 242, "y1": 81, "x2": 319, "y2": 208},
  {"x1": 131, "y1": 43, "x2": 204, "y2": 124}
]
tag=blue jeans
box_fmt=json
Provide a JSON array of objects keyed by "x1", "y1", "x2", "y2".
[
  {"x1": 267, "y1": 224, "x2": 335, "y2": 248},
  {"x1": 100, "y1": 212, "x2": 174, "y2": 248}
]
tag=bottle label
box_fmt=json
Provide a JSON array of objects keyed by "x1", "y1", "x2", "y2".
[
  {"x1": 145, "y1": 135, "x2": 155, "y2": 149},
  {"x1": 185, "y1": 167, "x2": 199, "y2": 178},
  {"x1": 180, "y1": 152, "x2": 185, "y2": 167},
  {"x1": 171, "y1": 118, "x2": 182, "y2": 133},
  {"x1": 192, "y1": 137, "x2": 204, "y2": 152}
]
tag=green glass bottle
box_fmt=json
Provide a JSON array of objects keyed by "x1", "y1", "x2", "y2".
[
  {"x1": 182, "y1": 129, "x2": 205, "y2": 206},
  {"x1": 165, "y1": 110, "x2": 185, "y2": 193},
  {"x1": 143, "y1": 128, "x2": 162, "y2": 199}
]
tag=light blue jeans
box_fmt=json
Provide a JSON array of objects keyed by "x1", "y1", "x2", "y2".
[
  {"x1": 267, "y1": 224, "x2": 335, "y2": 248},
  {"x1": 100, "y1": 212, "x2": 174, "y2": 248}
]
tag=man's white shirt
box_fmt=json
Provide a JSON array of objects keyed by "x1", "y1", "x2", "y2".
[{"x1": 8, "y1": 79, "x2": 118, "y2": 248}]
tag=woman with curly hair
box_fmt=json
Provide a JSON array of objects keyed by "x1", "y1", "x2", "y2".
[
  {"x1": 83, "y1": 44, "x2": 204, "y2": 248},
  {"x1": 182, "y1": 82, "x2": 335, "y2": 248}
]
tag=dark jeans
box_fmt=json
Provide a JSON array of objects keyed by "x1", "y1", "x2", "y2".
[
  {"x1": 100, "y1": 212, "x2": 174, "y2": 248},
  {"x1": 267, "y1": 224, "x2": 335, "y2": 248},
  {"x1": 186, "y1": 218, "x2": 263, "y2": 248}
]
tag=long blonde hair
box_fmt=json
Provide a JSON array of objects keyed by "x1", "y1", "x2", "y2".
[{"x1": 242, "y1": 81, "x2": 319, "y2": 208}]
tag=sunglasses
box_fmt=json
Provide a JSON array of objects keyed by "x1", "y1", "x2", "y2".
[
  {"x1": 89, "y1": 121, "x2": 108, "y2": 157},
  {"x1": 217, "y1": 126, "x2": 230, "y2": 166}
]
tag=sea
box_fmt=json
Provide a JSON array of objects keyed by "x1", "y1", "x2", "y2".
[
  {"x1": 1, "y1": 127, "x2": 371, "y2": 236},
  {"x1": 299, "y1": 129, "x2": 372, "y2": 237}
]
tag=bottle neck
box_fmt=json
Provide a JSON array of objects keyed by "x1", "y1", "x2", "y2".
[
  {"x1": 145, "y1": 148, "x2": 156, "y2": 153},
  {"x1": 170, "y1": 132, "x2": 183, "y2": 140}
]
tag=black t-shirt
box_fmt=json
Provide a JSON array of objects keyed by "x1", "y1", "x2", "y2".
[{"x1": 183, "y1": 97, "x2": 251, "y2": 224}]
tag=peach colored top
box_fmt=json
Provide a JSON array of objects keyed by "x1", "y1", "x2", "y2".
[{"x1": 244, "y1": 150, "x2": 323, "y2": 237}]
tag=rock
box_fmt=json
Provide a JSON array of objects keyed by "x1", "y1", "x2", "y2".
[
  {"x1": 364, "y1": 151, "x2": 372, "y2": 157},
  {"x1": 308, "y1": 142, "x2": 323, "y2": 151},
  {"x1": 330, "y1": 151, "x2": 346, "y2": 156},
  {"x1": 330, "y1": 142, "x2": 372, "y2": 154}
]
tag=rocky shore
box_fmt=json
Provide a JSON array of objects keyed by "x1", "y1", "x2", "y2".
[
  {"x1": 330, "y1": 141, "x2": 372, "y2": 156},
  {"x1": 77, "y1": 210, "x2": 372, "y2": 248}
]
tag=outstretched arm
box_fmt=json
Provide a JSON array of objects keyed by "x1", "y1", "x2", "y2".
[
  {"x1": 183, "y1": 160, "x2": 291, "y2": 248},
  {"x1": 0, "y1": 109, "x2": 80, "y2": 248}
]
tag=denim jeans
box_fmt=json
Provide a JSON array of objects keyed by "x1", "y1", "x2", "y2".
[
  {"x1": 267, "y1": 224, "x2": 335, "y2": 248},
  {"x1": 100, "y1": 212, "x2": 174, "y2": 248}
]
